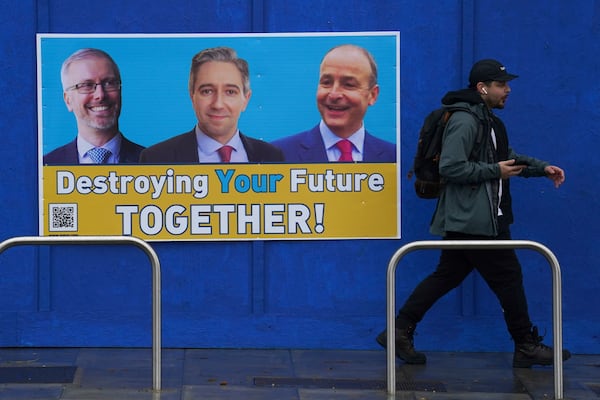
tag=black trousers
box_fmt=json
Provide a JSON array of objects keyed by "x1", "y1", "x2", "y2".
[{"x1": 397, "y1": 227, "x2": 532, "y2": 342}]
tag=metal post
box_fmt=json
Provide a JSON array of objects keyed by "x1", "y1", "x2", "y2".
[
  {"x1": 386, "y1": 240, "x2": 563, "y2": 399},
  {"x1": 0, "y1": 236, "x2": 162, "y2": 391}
]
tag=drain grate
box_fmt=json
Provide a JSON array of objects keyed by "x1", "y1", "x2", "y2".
[
  {"x1": 253, "y1": 376, "x2": 446, "y2": 392},
  {"x1": 0, "y1": 366, "x2": 77, "y2": 384},
  {"x1": 396, "y1": 379, "x2": 446, "y2": 392}
]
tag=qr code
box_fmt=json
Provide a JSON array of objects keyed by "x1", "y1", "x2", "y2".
[{"x1": 48, "y1": 203, "x2": 78, "y2": 232}]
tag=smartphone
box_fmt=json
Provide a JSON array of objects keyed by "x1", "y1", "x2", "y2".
[{"x1": 513, "y1": 158, "x2": 529, "y2": 166}]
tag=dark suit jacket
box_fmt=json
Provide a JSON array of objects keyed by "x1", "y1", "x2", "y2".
[
  {"x1": 139, "y1": 129, "x2": 284, "y2": 163},
  {"x1": 43, "y1": 135, "x2": 145, "y2": 165},
  {"x1": 272, "y1": 124, "x2": 397, "y2": 163}
]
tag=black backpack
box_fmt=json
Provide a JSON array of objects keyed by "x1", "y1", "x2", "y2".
[{"x1": 409, "y1": 106, "x2": 484, "y2": 199}]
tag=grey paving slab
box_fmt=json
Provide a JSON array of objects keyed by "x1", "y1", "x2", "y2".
[
  {"x1": 409, "y1": 392, "x2": 532, "y2": 399},
  {"x1": 61, "y1": 387, "x2": 181, "y2": 400},
  {"x1": 291, "y1": 349, "x2": 386, "y2": 380},
  {"x1": 183, "y1": 348, "x2": 294, "y2": 386},
  {"x1": 75, "y1": 348, "x2": 184, "y2": 390},
  {"x1": 0, "y1": 384, "x2": 63, "y2": 399},
  {"x1": 299, "y1": 387, "x2": 400, "y2": 399},
  {"x1": 183, "y1": 384, "x2": 299, "y2": 399}
]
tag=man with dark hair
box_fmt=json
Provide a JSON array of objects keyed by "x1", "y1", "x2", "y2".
[
  {"x1": 377, "y1": 59, "x2": 569, "y2": 368},
  {"x1": 139, "y1": 46, "x2": 283, "y2": 163},
  {"x1": 43, "y1": 48, "x2": 144, "y2": 164}
]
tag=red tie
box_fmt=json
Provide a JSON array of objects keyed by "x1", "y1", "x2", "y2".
[
  {"x1": 217, "y1": 145, "x2": 234, "y2": 162},
  {"x1": 336, "y1": 139, "x2": 353, "y2": 162}
]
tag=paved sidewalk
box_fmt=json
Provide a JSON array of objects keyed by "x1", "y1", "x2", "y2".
[{"x1": 0, "y1": 348, "x2": 597, "y2": 399}]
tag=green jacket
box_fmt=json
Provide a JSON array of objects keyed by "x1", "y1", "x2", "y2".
[{"x1": 429, "y1": 90, "x2": 549, "y2": 237}]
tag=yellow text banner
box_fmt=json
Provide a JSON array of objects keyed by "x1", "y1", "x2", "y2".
[{"x1": 42, "y1": 163, "x2": 398, "y2": 241}]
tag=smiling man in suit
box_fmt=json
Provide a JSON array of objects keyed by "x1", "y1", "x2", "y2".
[
  {"x1": 43, "y1": 48, "x2": 144, "y2": 165},
  {"x1": 272, "y1": 44, "x2": 395, "y2": 163},
  {"x1": 139, "y1": 46, "x2": 283, "y2": 163}
]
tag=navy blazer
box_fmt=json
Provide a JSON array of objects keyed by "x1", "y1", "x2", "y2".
[
  {"x1": 43, "y1": 135, "x2": 145, "y2": 165},
  {"x1": 272, "y1": 124, "x2": 396, "y2": 163},
  {"x1": 139, "y1": 129, "x2": 284, "y2": 163}
]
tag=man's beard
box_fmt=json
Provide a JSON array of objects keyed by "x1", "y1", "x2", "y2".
[{"x1": 86, "y1": 114, "x2": 118, "y2": 130}]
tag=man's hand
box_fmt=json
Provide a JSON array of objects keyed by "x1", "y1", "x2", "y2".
[
  {"x1": 544, "y1": 165, "x2": 565, "y2": 188},
  {"x1": 499, "y1": 159, "x2": 526, "y2": 179}
]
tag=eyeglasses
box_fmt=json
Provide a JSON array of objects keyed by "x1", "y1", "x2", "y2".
[{"x1": 66, "y1": 79, "x2": 121, "y2": 94}]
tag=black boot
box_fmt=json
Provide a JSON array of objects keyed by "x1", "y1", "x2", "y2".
[
  {"x1": 376, "y1": 324, "x2": 426, "y2": 364},
  {"x1": 513, "y1": 326, "x2": 571, "y2": 368}
]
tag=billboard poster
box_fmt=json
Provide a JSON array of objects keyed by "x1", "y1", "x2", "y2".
[{"x1": 37, "y1": 32, "x2": 400, "y2": 241}]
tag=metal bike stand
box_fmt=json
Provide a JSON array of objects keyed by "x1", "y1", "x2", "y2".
[
  {"x1": 0, "y1": 236, "x2": 162, "y2": 391},
  {"x1": 386, "y1": 240, "x2": 564, "y2": 399}
]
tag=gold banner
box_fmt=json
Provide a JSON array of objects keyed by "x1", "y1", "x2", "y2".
[{"x1": 42, "y1": 163, "x2": 398, "y2": 240}]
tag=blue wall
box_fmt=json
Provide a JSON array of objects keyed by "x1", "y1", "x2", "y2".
[{"x1": 0, "y1": 0, "x2": 598, "y2": 354}]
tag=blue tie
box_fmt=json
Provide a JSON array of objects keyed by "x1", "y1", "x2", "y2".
[{"x1": 88, "y1": 147, "x2": 112, "y2": 164}]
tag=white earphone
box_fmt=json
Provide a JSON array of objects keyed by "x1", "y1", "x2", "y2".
[{"x1": 482, "y1": 88, "x2": 488, "y2": 95}]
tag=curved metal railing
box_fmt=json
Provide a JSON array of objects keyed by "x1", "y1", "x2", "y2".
[
  {"x1": 0, "y1": 236, "x2": 162, "y2": 391},
  {"x1": 386, "y1": 240, "x2": 564, "y2": 399}
]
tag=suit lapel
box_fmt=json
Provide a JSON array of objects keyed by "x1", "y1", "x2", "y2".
[
  {"x1": 299, "y1": 126, "x2": 328, "y2": 162},
  {"x1": 180, "y1": 130, "x2": 200, "y2": 162}
]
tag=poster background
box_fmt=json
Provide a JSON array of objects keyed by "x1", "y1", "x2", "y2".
[
  {"x1": 37, "y1": 32, "x2": 401, "y2": 240},
  {"x1": 39, "y1": 33, "x2": 399, "y2": 154}
]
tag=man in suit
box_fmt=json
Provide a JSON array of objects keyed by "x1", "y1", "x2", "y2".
[
  {"x1": 43, "y1": 48, "x2": 144, "y2": 165},
  {"x1": 272, "y1": 44, "x2": 396, "y2": 163},
  {"x1": 139, "y1": 47, "x2": 283, "y2": 163}
]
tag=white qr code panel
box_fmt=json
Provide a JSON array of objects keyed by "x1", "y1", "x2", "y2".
[{"x1": 48, "y1": 203, "x2": 78, "y2": 232}]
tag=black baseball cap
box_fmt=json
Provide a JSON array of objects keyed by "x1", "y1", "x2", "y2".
[{"x1": 469, "y1": 59, "x2": 518, "y2": 87}]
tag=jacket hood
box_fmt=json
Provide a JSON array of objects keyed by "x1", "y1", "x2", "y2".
[{"x1": 441, "y1": 88, "x2": 485, "y2": 106}]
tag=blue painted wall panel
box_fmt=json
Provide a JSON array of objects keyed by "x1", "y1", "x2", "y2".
[
  {"x1": 0, "y1": 0, "x2": 598, "y2": 354},
  {"x1": 0, "y1": 249, "x2": 38, "y2": 311},
  {"x1": 44, "y1": 0, "x2": 253, "y2": 33},
  {"x1": 49, "y1": 247, "x2": 152, "y2": 312}
]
